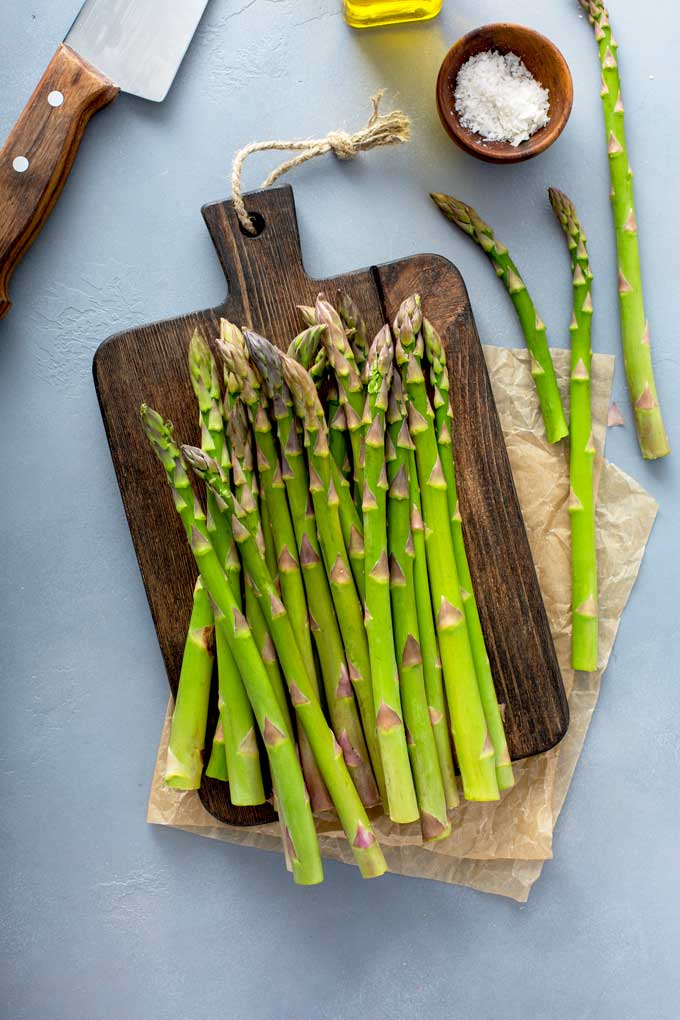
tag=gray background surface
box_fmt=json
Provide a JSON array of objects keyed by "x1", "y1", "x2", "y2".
[{"x1": 1, "y1": 1, "x2": 678, "y2": 1017}]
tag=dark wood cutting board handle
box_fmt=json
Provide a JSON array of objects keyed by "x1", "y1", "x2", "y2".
[
  {"x1": 202, "y1": 188, "x2": 314, "y2": 339},
  {"x1": 0, "y1": 44, "x2": 119, "y2": 319}
]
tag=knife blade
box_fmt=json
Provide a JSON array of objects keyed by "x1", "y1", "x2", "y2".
[{"x1": 0, "y1": 0, "x2": 209, "y2": 319}]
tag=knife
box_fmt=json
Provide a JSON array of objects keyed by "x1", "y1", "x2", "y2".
[{"x1": 0, "y1": 0, "x2": 209, "y2": 319}]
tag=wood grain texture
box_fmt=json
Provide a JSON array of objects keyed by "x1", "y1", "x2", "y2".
[
  {"x1": 0, "y1": 44, "x2": 119, "y2": 318},
  {"x1": 93, "y1": 185, "x2": 568, "y2": 827}
]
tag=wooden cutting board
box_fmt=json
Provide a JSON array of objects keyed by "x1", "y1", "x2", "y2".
[{"x1": 93, "y1": 185, "x2": 568, "y2": 827}]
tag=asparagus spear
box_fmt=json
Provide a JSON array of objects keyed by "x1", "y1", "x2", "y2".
[
  {"x1": 226, "y1": 400, "x2": 259, "y2": 533},
  {"x1": 288, "y1": 325, "x2": 357, "y2": 474},
  {"x1": 314, "y1": 299, "x2": 354, "y2": 476},
  {"x1": 289, "y1": 320, "x2": 328, "y2": 381},
  {"x1": 297, "y1": 304, "x2": 317, "y2": 329},
  {"x1": 141, "y1": 406, "x2": 322, "y2": 885},
  {"x1": 220, "y1": 354, "x2": 294, "y2": 755},
  {"x1": 394, "y1": 297, "x2": 499, "y2": 803},
  {"x1": 386, "y1": 372, "x2": 451, "y2": 839},
  {"x1": 337, "y1": 291, "x2": 370, "y2": 382},
  {"x1": 183, "y1": 334, "x2": 232, "y2": 786},
  {"x1": 204, "y1": 715, "x2": 228, "y2": 782},
  {"x1": 184, "y1": 448, "x2": 387, "y2": 878},
  {"x1": 242, "y1": 333, "x2": 378, "y2": 807},
  {"x1": 281, "y1": 350, "x2": 383, "y2": 726},
  {"x1": 227, "y1": 397, "x2": 277, "y2": 587},
  {"x1": 280, "y1": 352, "x2": 388, "y2": 808},
  {"x1": 188, "y1": 330, "x2": 232, "y2": 563},
  {"x1": 578, "y1": 1, "x2": 669, "y2": 459},
  {"x1": 549, "y1": 188, "x2": 599, "y2": 671},
  {"x1": 219, "y1": 325, "x2": 336, "y2": 812},
  {"x1": 246, "y1": 331, "x2": 386, "y2": 802},
  {"x1": 431, "y1": 192, "x2": 568, "y2": 445},
  {"x1": 326, "y1": 380, "x2": 349, "y2": 472},
  {"x1": 363, "y1": 326, "x2": 419, "y2": 824},
  {"x1": 217, "y1": 326, "x2": 317, "y2": 692},
  {"x1": 329, "y1": 454, "x2": 366, "y2": 602},
  {"x1": 421, "y1": 317, "x2": 514, "y2": 791},
  {"x1": 327, "y1": 451, "x2": 365, "y2": 601},
  {"x1": 324, "y1": 291, "x2": 366, "y2": 480},
  {"x1": 315, "y1": 296, "x2": 367, "y2": 504},
  {"x1": 243, "y1": 581, "x2": 293, "y2": 727},
  {"x1": 189, "y1": 331, "x2": 265, "y2": 804},
  {"x1": 164, "y1": 576, "x2": 215, "y2": 789},
  {"x1": 289, "y1": 326, "x2": 364, "y2": 595},
  {"x1": 406, "y1": 434, "x2": 460, "y2": 810}
]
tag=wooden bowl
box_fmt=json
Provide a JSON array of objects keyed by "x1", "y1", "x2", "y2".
[{"x1": 436, "y1": 23, "x2": 573, "y2": 164}]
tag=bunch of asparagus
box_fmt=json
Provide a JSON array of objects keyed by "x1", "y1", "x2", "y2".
[{"x1": 142, "y1": 292, "x2": 514, "y2": 885}]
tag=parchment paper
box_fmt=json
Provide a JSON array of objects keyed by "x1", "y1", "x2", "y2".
[{"x1": 147, "y1": 346, "x2": 658, "y2": 900}]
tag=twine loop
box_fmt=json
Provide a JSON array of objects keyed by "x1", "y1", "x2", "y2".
[{"x1": 231, "y1": 91, "x2": 410, "y2": 234}]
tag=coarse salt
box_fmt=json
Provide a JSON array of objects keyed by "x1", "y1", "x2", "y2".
[{"x1": 454, "y1": 50, "x2": 550, "y2": 147}]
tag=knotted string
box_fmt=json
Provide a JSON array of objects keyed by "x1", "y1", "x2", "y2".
[{"x1": 230, "y1": 91, "x2": 411, "y2": 234}]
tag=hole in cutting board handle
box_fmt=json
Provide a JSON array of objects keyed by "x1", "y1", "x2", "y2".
[{"x1": 238, "y1": 211, "x2": 266, "y2": 238}]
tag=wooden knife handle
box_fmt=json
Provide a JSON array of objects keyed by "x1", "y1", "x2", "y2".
[{"x1": 0, "y1": 44, "x2": 119, "y2": 319}]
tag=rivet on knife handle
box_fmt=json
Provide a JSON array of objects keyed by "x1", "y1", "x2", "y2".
[{"x1": 0, "y1": 44, "x2": 119, "y2": 320}]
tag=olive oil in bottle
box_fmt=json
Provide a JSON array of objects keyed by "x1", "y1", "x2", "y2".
[{"x1": 343, "y1": 0, "x2": 442, "y2": 29}]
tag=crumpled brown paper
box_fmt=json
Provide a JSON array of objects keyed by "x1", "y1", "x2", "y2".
[{"x1": 147, "y1": 346, "x2": 658, "y2": 900}]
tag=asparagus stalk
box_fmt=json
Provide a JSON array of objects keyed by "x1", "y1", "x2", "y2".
[
  {"x1": 164, "y1": 576, "x2": 215, "y2": 788},
  {"x1": 243, "y1": 330, "x2": 383, "y2": 807},
  {"x1": 549, "y1": 188, "x2": 599, "y2": 671},
  {"x1": 289, "y1": 326, "x2": 363, "y2": 590},
  {"x1": 421, "y1": 317, "x2": 514, "y2": 791},
  {"x1": 244, "y1": 581, "x2": 293, "y2": 729},
  {"x1": 406, "y1": 436, "x2": 459, "y2": 810},
  {"x1": 184, "y1": 448, "x2": 387, "y2": 877},
  {"x1": 221, "y1": 324, "x2": 263, "y2": 548},
  {"x1": 220, "y1": 358, "x2": 294, "y2": 768},
  {"x1": 297, "y1": 304, "x2": 317, "y2": 329},
  {"x1": 289, "y1": 320, "x2": 328, "y2": 381},
  {"x1": 160, "y1": 330, "x2": 222, "y2": 783},
  {"x1": 280, "y1": 352, "x2": 389, "y2": 809},
  {"x1": 337, "y1": 291, "x2": 370, "y2": 382},
  {"x1": 188, "y1": 330, "x2": 232, "y2": 563},
  {"x1": 141, "y1": 406, "x2": 322, "y2": 885},
  {"x1": 327, "y1": 381, "x2": 351, "y2": 475},
  {"x1": 211, "y1": 594, "x2": 267, "y2": 803},
  {"x1": 363, "y1": 326, "x2": 419, "y2": 824},
  {"x1": 325, "y1": 450, "x2": 366, "y2": 601},
  {"x1": 578, "y1": 1, "x2": 669, "y2": 459},
  {"x1": 190, "y1": 331, "x2": 265, "y2": 804},
  {"x1": 386, "y1": 372, "x2": 451, "y2": 839},
  {"x1": 205, "y1": 715, "x2": 228, "y2": 781},
  {"x1": 394, "y1": 297, "x2": 499, "y2": 803},
  {"x1": 315, "y1": 296, "x2": 367, "y2": 504},
  {"x1": 219, "y1": 325, "x2": 336, "y2": 812},
  {"x1": 228, "y1": 400, "x2": 285, "y2": 633},
  {"x1": 217, "y1": 326, "x2": 317, "y2": 693},
  {"x1": 246, "y1": 331, "x2": 386, "y2": 802},
  {"x1": 329, "y1": 453, "x2": 366, "y2": 602},
  {"x1": 226, "y1": 399, "x2": 259, "y2": 534},
  {"x1": 431, "y1": 192, "x2": 568, "y2": 445}
]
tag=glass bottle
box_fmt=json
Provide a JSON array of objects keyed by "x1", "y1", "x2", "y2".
[{"x1": 343, "y1": 0, "x2": 443, "y2": 29}]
